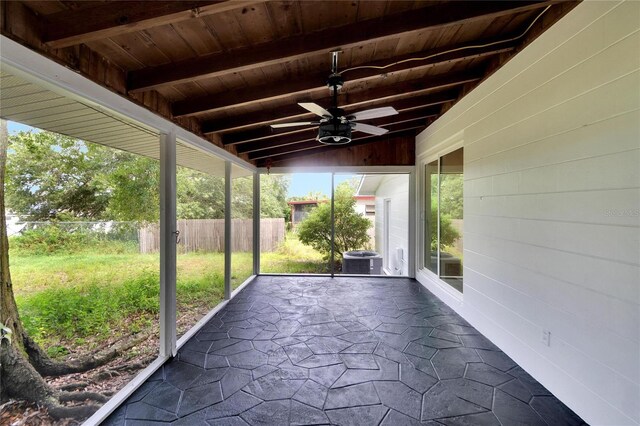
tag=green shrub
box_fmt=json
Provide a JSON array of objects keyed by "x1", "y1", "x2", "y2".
[
  {"x1": 297, "y1": 183, "x2": 370, "y2": 259},
  {"x1": 18, "y1": 271, "x2": 160, "y2": 343},
  {"x1": 10, "y1": 225, "x2": 137, "y2": 255}
]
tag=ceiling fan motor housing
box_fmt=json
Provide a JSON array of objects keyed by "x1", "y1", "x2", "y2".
[
  {"x1": 317, "y1": 120, "x2": 352, "y2": 145},
  {"x1": 327, "y1": 73, "x2": 344, "y2": 91}
]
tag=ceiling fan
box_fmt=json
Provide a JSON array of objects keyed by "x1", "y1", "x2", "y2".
[{"x1": 270, "y1": 51, "x2": 398, "y2": 145}]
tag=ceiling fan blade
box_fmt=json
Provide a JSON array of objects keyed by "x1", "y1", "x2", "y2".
[
  {"x1": 353, "y1": 122, "x2": 389, "y2": 136},
  {"x1": 350, "y1": 106, "x2": 398, "y2": 121},
  {"x1": 270, "y1": 122, "x2": 317, "y2": 128},
  {"x1": 298, "y1": 102, "x2": 333, "y2": 118}
]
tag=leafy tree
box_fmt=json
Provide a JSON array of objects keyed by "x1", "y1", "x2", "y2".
[
  {"x1": 176, "y1": 167, "x2": 224, "y2": 220},
  {"x1": 429, "y1": 197, "x2": 460, "y2": 252},
  {"x1": 260, "y1": 174, "x2": 290, "y2": 219},
  {"x1": 438, "y1": 174, "x2": 463, "y2": 219},
  {"x1": 288, "y1": 191, "x2": 327, "y2": 202},
  {"x1": 297, "y1": 182, "x2": 370, "y2": 259},
  {"x1": 5, "y1": 130, "x2": 290, "y2": 223},
  {"x1": 231, "y1": 175, "x2": 254, "y2": 219},
  {"x1": 6, "y1": 131, "x2": 113, "y2": 220},
  {"x1": 107, "y1": 152, "x2": 160, "y2": 222}
]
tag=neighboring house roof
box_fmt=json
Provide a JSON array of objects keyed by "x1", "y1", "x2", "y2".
[{"x1": 287, "y1": 200, "x2": 324, "y2": 206}]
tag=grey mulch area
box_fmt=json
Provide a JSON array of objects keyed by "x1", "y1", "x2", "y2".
[{"x1": 103, "y1": 276, "x2": 586, "y2": 425}]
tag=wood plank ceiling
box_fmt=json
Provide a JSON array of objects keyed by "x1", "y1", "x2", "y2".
[{"x1": 2, "y1": 1, "x2": 577, "y2": 167}]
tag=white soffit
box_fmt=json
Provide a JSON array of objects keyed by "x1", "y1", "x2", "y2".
[
  {"x1": 0, "y1": 68, "x2": 244, "y2": 177},
  {"x1": 356, "y1": 174, "x2": 385, "y2": 195}
]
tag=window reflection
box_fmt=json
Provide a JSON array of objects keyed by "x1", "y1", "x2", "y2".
[{"x1": 424, "y1": 148, "x2": 464, "y2": 292}]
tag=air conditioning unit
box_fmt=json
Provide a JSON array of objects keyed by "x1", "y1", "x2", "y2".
[{"x1": 343, "y1": 251, "x2": 382, "y2": 274}]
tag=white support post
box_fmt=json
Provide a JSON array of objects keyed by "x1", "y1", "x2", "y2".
[
  {"x1": 224, "y1": 161, "x2": 232, "y2": 300},
  {"x1": 408, "y1": 169, "x2": 417, "y2": 279},
  {"x1": 253, "y1": 172, "x2": 260, "y2": 275},
  {"x1": 330, "y1": 173, "x2": 335, "y2": 277},
  {"x1": 159, "y1": 131, "x2": 177, "y2": 358}
]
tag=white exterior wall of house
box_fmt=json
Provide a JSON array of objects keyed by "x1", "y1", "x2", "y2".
[
  {"x1": 374, "y1": 175, "x2": 410, "y2": 276},
  {"x1": 415, "y1": 2, "x2": 640, "y2": 425}
]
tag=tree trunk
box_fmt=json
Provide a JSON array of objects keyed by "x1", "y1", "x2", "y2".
[
  {"x1": 0, "y1": 120, "x2": 138, "y2": 380},
  {"x1": 0, "y1": 120, "x2": 103, "y2": 420},
  {"x1": 0, "y1": 120, "x2": 29, "y2": 355},
  {"x1": 25, "y1": 331, "x2": 150, "y2": 377},
  {"x1": 1, "y1": 340, "x2": 100, "y2": 419}
]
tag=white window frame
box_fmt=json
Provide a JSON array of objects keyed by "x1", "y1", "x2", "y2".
[
  {"x1": 257, "y1": 166, "x2": 416, "y2": 279},
  {"x1": 416, "y1": 131, "x2": 464, "y2": 302},
  {"x1": 383, "y1": 198, "x2": 391, "y2": 273}
]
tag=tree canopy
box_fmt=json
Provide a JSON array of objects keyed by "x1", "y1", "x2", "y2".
[
  {"x1": 6, "y1": 131, "x2": 113, "y2": 221},
  {"x1": 297, "y1": 182, "x2": 371, "y2": 260},
  {"x1": 6, "y1": 130, "x2": 289, "y2": 223},
  {"x1": 438, "y1": 174, "x2": 463, "y2": 219}
]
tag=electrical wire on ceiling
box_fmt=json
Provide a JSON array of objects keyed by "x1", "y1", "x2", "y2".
[{"x1": 338, "y1": 5, "x2": 551, "y2": 75}]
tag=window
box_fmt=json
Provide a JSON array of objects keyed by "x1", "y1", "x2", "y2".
[{"x1": 424, "y1": 147, "x2": 464, "y2": 292}]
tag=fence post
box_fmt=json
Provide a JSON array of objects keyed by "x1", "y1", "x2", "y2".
[{"x1": 159, "y1": 131, "x2": 177, "y2": 358}]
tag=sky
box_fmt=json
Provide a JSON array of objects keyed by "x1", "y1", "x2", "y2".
[
  {"x1": 287, "y1": 174, "x2": 359, "y2": 198},
  {"x1": 7, "y1": 121, "x2": 358, "y2": 198},
  {"x1": 7, "y1": 121, "x2": 36, "y2": 135}
]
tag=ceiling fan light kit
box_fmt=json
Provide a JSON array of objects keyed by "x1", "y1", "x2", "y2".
[
  {"x1": 270, "y1": 51, "x2": 398, "y2": 145},
  {"x1": 318, "y1": 121, "x2": 352, "y2": 145}
]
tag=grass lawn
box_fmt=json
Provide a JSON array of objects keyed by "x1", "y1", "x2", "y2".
[
  {"x1": 261, "y1": 232, "x2": 329, "y2": 274},
  {"x1": 10, "y1": 233, "x2": 325, "y2": 357}
]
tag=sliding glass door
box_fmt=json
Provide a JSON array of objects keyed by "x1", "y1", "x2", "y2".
[{"x1": 424, "y1": 147, "x2": 464, "y2": 292}]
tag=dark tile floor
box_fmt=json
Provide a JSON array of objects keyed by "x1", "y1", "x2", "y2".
[{"x1": 103, "y1": 276, "x2": 586, "y2": 425}]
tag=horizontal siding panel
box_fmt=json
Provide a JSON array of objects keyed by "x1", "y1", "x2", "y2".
[
  {"x1": 464, "y1": 267, "x2": 639, "y2": 381},
  {"x1": 464, "y1": 250, "x2": 639, "y2": 347},
  {"x1": 465, "y1": 71, "x2": 640, "y2": 173},
  {"x1": 467, "y1": 31, "x2": 640, "y2": 146},
  {"x1": 465, "y1": 188, "x2": 640, "y2": 226},
  {"x1": 465, "y1": 109, "x2": 640, "y2": 177},
  {"x1": 464, "y1": 232, "x2": 639, "y2": 307},
  {"x1": 466, "y1": 148, "x2": 640, "y2": 196},
  {"x1": 464, "y1": 215, "x2": 640, "y2": 266}
]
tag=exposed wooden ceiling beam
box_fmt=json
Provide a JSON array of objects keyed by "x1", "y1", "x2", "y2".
[
  {"x1": 129, "y1": 1, "x2": 551, "y2": 92},
  {"x1": 173, "y1": 41, "x2": 515, "y2": 118},
  {"x1": 242, "y1": 108, "x2": 439, "y2": 158},
  {"x1": 203, "y1": 71, "x2": 480, "y2": 135},
  {"x1": 250, "y1": 121, "x2": 427, "y2": 162},
  {"x1": 255, "y1": 129, "x2": 420, "y2": 167},
  {"x1": 42, "y1": 1, "x2": 260, "y2": 48},
  {"x1": 228, "y1": 99, "x2": 447, "y2": 147}
]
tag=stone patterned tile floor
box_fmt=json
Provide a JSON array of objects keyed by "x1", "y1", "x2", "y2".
[{"x1": 103, "y1": 276, "x2": 586, "y2": 425}]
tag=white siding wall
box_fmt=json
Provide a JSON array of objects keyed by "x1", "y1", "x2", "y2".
[
  {"x1": 375, "y1": 175, "x2": 410, "y2": 275},
  {"x1": 415, "y1": 2, "x2": 640, "y2": 425}
]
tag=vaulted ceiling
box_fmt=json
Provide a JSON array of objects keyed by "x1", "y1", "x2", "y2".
[{"x1": 1, "y1": 1, "x2": 577, "y2": 167}]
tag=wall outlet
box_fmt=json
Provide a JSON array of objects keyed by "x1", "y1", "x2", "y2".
[{"x1": 542, "y1": 329, "x2": 551, "y2": 346}]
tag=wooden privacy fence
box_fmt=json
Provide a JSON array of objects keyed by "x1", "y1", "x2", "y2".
[{"x1": 139, "y1": 218, "x2": 285, "y2": 254}]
